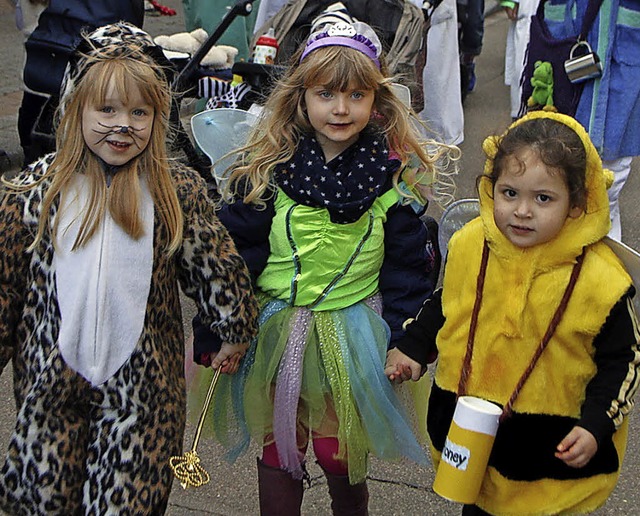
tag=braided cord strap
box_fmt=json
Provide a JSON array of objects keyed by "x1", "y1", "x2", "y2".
[
  {"x1": 500, "y1": 248, "x2": 586, "y2": 421},
  {"x1": 457, "y1": 240, "x2": 490, "y2": 397},
  {"x1": 457, "y1": 241, "x2": 587, "y2": 423}
]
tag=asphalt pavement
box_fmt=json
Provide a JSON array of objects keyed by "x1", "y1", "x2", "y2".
[{"x1": 0, "y1": 1, "x2": 639, "y2": 514}]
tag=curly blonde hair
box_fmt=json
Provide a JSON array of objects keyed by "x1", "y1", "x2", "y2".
[{"x1": 223, "y1": 44, "x2": 458, "y2": 208}]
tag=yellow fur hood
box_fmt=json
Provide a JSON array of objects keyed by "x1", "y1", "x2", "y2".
[{"x1": 479, "y1": 111, "x2": 613, "y2": 263}]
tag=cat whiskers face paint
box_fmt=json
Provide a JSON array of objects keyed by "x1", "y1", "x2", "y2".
[
  {"x1": 92, "y1": 122, "x2": 148, "y2": 149},
  {"x1": 82, "y1": 76, "x2": 155, "y2": 166}
]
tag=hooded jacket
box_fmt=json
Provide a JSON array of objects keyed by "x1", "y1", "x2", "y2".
[{"x1": 398, "y1": 111, "x2": 640, "y2": 514}]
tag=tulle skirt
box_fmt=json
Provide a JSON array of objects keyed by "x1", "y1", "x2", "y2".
[{"x1": 191, "y1": 293, "x2": 428, "y2": 484}]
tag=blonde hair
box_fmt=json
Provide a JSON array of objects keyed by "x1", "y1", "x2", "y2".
[
  {"x1": 223, "y1": 45, "x2": 458, "y2": 207},
  {"x1": 9, "y1": 51, "x2": 183, "y2": 255}
]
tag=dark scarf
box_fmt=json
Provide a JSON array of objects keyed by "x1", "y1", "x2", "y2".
[{"x1": 274, "y1": 131, "x2": 400, "y2": 224}]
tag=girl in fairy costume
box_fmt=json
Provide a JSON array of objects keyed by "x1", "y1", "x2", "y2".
[{"x1": 193, "y1": 19, "x2": 458, "y2": 514}]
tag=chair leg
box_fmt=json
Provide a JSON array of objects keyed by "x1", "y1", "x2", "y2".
[{"x1": 257, "y1": 458, "x2": 304, "y2": 516}]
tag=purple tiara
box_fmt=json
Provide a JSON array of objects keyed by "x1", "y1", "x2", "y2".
[{"x1": 300, "y1": 22, "x2": 381, "y2": 69}]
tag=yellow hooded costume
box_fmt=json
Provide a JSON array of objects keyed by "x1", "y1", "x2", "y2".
[{"x1": 423, "y1": 112, "x2": 640, "y2": 514}]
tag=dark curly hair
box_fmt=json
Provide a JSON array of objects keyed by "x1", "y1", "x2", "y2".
[{"x1": 487, "y1": 118, "x2": 588, "y2": 211}]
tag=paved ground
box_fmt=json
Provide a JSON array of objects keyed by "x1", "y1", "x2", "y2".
[{"x1": 0, "y1": 1, "x2": 639, "y2": 514}]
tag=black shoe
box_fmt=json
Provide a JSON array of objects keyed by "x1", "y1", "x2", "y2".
[{"x1": 467, "y1": 62, "x2": 477, "y2": 91}]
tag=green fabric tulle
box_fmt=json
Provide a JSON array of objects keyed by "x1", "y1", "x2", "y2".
[{"x1": 188, "y1": 294, "x2": 428, "y2": 484}]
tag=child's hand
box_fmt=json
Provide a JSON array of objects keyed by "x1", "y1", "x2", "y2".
[
  {"x1": 555, "y1": 426, "x2": 598, "y2": 468},
  {"x1": 385, "y1": 347, "x2": 425, "y2": 384},
  {"x1": 211, "y1": 342, "x2": 249, "y2": 374}
]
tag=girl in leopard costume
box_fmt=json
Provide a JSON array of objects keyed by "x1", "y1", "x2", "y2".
[{"x1": 0, "y1": 23, "x2": 258, "y2": 515}]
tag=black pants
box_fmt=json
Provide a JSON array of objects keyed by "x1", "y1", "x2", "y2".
[
  {"x1": 457, "y1": 0, "x2": 485, "y2": 56},
  {"x1": 17, "y1": 91, "x2": 49, "y2": 166},
  {"x1": 462, "y1": 504, "x2": 492, "y2": 515}
]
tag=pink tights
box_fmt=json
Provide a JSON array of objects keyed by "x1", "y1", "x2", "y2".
[{"x1": 262, "y1": 436, "x2": 348, "y2": 476}]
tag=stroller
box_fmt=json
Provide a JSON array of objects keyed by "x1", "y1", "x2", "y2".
[
  {"x1": 21, "y1": 0, "x2": 279, "y2": 184},
  {"x1": 169, "y1": 0, "x2": 286, "y2": 181},
  {"x1": 186, "y1": 0, "x2": 436, "y2": 188}
]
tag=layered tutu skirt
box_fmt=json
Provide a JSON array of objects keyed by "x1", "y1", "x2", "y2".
[{"x1": 192, "y1": 293, "x2": 428, "y2": 484}]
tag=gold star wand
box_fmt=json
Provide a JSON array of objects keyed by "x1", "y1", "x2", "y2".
[{"x1": 170, "y1": 367, "x2": 221, "y2": 489}]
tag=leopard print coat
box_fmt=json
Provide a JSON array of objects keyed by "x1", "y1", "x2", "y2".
[{"x1": 0, "y1": 155, "x2": 258, "y2": 515}]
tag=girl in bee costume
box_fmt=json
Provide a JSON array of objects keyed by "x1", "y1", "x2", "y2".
[{"x1": 387, "y1": 111, "x2": 640, "y2": 514}]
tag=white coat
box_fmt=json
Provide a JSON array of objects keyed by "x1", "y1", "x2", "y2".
[
  {"x1": 504, "y1": 0, "x2": 540, "y2": 118},
  {"x1": 415, "y1": 0, "x2": 464, "y2": 145}
]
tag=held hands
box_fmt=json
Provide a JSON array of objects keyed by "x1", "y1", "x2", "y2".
[
  {"x1": 211, "y1": 342, "x2": 249, "y2": 374},
  {"x1": 384, "y1": 347, "x2": 425, "y2": 384},
  {"x1": 555, "y1": 426, "x2": 598, "y2": 468}
]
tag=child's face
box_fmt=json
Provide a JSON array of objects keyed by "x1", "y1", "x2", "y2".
[
  {"x1": 303, "y1": 84, "x2": 375, "y2": 161},
  {"x1": 82, "y1": 78, "x2": 154, "y2": 167},
  {"x1": 493, "y1": 147, "x2": 582, "y2": 248}
]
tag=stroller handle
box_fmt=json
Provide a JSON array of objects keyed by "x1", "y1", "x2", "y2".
[{"x1": 172, "y1": 0, "x2": 255, "y2": 94}]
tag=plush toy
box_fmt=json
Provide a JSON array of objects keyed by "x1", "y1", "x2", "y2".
[
  {"x1": 154, "y1": 29, "x2": 238, "y2": 69},
  {"x1": 527, "y1": 60, "x2": 557, "y2": 112}
]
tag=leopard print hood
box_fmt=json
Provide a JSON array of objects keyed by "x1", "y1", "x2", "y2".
[{"x1": 59, "y1": 21, "x2": 173, "y2": 115}]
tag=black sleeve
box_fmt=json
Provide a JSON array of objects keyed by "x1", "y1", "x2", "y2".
[
  {"x1": 190, "y1": 196, "x2": 274, "y2": 360},
  {"x1": 578, "y1": 288, "x2": 640, "y2": 445},
  {"x1": 217, "y1": 197, "x2": 275, "y2": 282},
  {"x1": 393, "y1": 288, "x2": 444, "y2": 366},
  {"x1": 379, "y1": 205, "x2": 441, "y2": 346}
]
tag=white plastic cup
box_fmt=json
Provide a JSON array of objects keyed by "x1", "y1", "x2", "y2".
[{"x1": 432, "y1": 396, "x2": 502, "y2": 504}]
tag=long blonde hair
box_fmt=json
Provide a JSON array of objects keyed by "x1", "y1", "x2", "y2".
[
  {"x1": 12, "y1": 50, "x2": 183, "y2": 255},
  {"x1": 224, "y1": 44, "x2": 458, "y2": 207}
]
